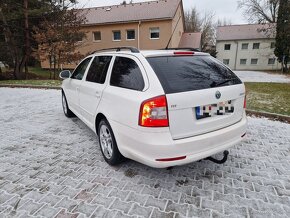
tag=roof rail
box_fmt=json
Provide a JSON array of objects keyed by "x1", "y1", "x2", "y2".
[
  {"x1": 92, "y1": 47, "x2": 140, "y2": 54},
  {"x1": 162, "y1": 47, "x2": 201, "y2": 52}
]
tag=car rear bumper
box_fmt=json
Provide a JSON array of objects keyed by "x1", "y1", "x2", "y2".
[{"x1": 109, "y1": 113, "x2": 247, "y2": 168}]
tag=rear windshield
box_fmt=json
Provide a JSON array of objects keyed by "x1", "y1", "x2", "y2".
[{"x1": 147, "y1": 55, "x2": 242, "y2": 94}]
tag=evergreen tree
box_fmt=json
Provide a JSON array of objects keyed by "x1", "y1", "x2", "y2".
[
  {"x1": 0, "y1": 0, "x2": 52, "y2": 79},
  {"x1": 274, "y1": 0, "x2": 290, "y2": 73},
  {"x1": 0, "y1": 0, "x2": 77, "y2": 79}
]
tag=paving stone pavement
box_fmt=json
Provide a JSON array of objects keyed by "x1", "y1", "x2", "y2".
[{"x1": 0, "y1": 88, "x2": 290, "y2": 218}]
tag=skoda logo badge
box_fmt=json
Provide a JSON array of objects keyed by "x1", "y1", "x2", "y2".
[{"x1": 215, "y1": 91, "x2": 221, "y2": 99}]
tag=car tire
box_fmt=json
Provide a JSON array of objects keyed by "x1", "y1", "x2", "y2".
[
  {"x1": 98, "y1": 119, "x2": 123, "y2": 165},
  {"x1": 62, "y1": 92, "x2": 75, "y2": 118}
]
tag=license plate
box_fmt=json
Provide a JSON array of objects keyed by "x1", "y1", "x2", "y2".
[{"x1": 195, "y1": 100, "x2": 234, "y2": 120}]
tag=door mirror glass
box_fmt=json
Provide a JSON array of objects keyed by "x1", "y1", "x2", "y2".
[{"x1": 59, "y1": 70, "x2": 71, "y2": 79}]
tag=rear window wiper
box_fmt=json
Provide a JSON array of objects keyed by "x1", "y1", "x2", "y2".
[{"x1": 210, "y1": 78, "x2": 235, "y2": 88}]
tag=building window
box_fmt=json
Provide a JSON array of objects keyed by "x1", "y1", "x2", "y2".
[
  {"x1": 224, "y1": 44, "x2": 231, "y2": 50},
  {"x1": 93, "y1": 31, "x2": 101, "y2": 41},
  {"x1": 268, "y1": 58, "x2": 276, "y2": 65},
  {"x1": 127, "y1": 30, "x2": 135, "y2": 40},
  {"x1": 271, "y1": 42, "x2": 275, "y2": 49},
  {"x1": 240, "y1": 59, "x2": 247, "y2": 65},
  {"x1": 150, "y1": 27, "x2": 160, "y2": 39},
  {"x1": 241, "y1": 43, "x2": 248, "y2": 50},
  {"x1": 75, "y1": 33, "x2": 83, "y2": 42},
  {"x1": 253, "y1": 43, "x2": 260, "y2": 49},
  {"x1": 223, "y1": 59, "x2": 230, "y2": 65},
  {"x1": 251, "y1": 59, "x2": 258, "y2": 65},
  {"x1": 113, "y1": 31, "x2": 121, "y2": 41}
]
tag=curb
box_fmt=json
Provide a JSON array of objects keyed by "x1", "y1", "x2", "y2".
[
  {"x1": 246, "y1": 110, "x2": 290, "y2": 124},
  {"x1": 1, "y1": 84, "x2": 289, "y2": 124},
  {"x1": 0, "y1": 84, "x2": 61, "y2": 90}
]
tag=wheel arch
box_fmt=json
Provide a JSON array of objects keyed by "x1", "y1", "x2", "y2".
[
  {"x1": 95, "y1": 113, "x2": 107, "y2": 134},
  {"x1": 95, "y1": 112, "x2": 126, "y2": 161}
]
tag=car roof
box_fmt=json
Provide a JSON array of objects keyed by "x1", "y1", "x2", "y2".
[{"x1": 92, "y1": 49, "x2": 209, "y2": 58}]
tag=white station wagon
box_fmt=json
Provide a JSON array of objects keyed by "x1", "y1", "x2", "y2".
[{"x1": 60, "y1": 47, "x2": 247, "y2": 168}]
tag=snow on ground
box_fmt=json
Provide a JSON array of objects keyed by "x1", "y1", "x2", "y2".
[
  {"x1": 0, "y1": 88, "x2": 290, "y2": 217},
  {"x1": 234, "y1": 71, "x2": 290, "y2": 83}
]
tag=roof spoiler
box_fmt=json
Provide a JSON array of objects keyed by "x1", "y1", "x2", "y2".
[{"x1": 91, "y1": 47, "x2": 140, "y2": 54}]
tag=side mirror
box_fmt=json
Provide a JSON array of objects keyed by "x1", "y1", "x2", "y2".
[{"x1": 59, "y1": 70, "x2": 71, "y2": 79}]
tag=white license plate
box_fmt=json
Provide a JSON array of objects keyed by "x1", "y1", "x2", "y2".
[{"x1": 195, "y1": 100, "x2": 234, "y2": 120}]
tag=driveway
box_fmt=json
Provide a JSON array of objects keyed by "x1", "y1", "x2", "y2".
[
  {"x1": 0, "y1": 88, "x2": 290, "y2": 218},
  {"x1": 234, "y1": 71, "x2": 290, "y2": 83}
]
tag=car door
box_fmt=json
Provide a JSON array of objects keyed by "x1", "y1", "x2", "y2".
[
  {"x1": 79, "y1": 55, "x2": 113, "y2": 127},
  {"x1": 65, "y1": 57, "x2": 93, "y2": 115}
]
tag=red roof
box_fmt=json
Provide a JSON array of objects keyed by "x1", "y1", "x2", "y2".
[
  {"x1": 179, "y1": 32, "x2": 201, "y2": 49},
  {"x1": 217, "y1": 24, "x2": 276, "y2": 41},
  {"x1": 80, "y1": 0, "x2": 181, "y2": 25}
]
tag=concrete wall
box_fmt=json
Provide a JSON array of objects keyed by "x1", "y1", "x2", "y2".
[
  {"x1": 41, "y1": 19, "x2": 175, "y2": 69},
  {"x1": 170, "y1": 4, "x2": 184, "y2": 48},
  {"x1": 216, "y1": 39, "x2": 281, "y2": 71}
]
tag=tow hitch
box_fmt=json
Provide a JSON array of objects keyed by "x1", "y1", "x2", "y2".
[{"x1": 205, "y1": 150, "x2": 229, "y2": 164}]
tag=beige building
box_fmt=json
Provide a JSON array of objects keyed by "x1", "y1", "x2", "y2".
[
  {"x1": 216, "y1": 24, "x2": 281, "y2": 71},
  {"x1": 41, "y1": 0, "x2": 201, "y2": 69}
]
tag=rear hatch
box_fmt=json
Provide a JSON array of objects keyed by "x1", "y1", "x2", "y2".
[{"x1": 147, "y1": 54, "x2": 245, "y2": 140}]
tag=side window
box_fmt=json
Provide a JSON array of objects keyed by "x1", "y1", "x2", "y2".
[
  {"x1": 71, "y1": 57, "x2": 92, "y2": 80},
  {"x1": 240, "y1": 59, "x2": 247, "y2": 65},
  {"x1": 223, "y1": 59, "x2": 230, "y2": 65},
  {"x1": 150, "y1": 27, "x2": 160, "y2": 39},
  {"x1": 224, "y1": 44, "x2": 231, "y2": 50},
  {"x1": 113, "y1": 30, "x2": 121, "y2": 41},
  {"x1": 86, "y1": 56, "x2": 112, "y2": 84},
  {"x1": 241, "y1": 43, "x2": 248, "y2": 50},
  {"x1": 110, "y1": 57, "x2": 145, "y2": 91},
  {"x1": 253, "y1": 43, "x2": 260, "y2": 49}
]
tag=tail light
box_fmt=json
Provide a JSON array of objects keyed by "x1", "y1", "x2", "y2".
[
  {"x1": 139, "y1": 95, "x2": 169, "y2": 127},
  {"x1": 174, "y1": 51, "x2": 194, "y2": 56},
  {"x1": 244, "y1": 96, "x2": 247, "y2": 109}
]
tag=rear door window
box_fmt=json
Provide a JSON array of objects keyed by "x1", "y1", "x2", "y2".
[
  {"x1": 147, "y1": 55, "x2": 242, "y2": 94},
  {"x1": 86, "y1": 56, "x2": 112, "y2": 84},
  {"x1": 110, "y1": 56, "x2": 145, "y2": 91}
]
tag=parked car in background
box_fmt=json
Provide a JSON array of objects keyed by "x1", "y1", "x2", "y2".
[{"x1": 60, "y1": 47, "x2": 247, "y2": 168}]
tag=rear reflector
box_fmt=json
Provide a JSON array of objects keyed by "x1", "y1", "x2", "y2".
[
  {"x1": 156, "y1": 156, "x2": 186, "y2": 162},
  {"x1": 174, "y1": 51, "x2": 194, "y2": 55},
  {"x1": 139, "y1": 95, "x2": 169, "y2": 127}
]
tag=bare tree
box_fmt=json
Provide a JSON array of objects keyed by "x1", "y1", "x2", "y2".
[
  {"x1": 185, "y1": 8, "x2": 216, "y2": 53},
  {"x1": 216, "y1": 18, "x2": 232, "y2": 26},
  {"x1": 200, "y1": 12, "x2": 216, "y2": 51},
  {"x1": 184, "y1": 7, "x2": 202, "y2": 32},
  {"x1": 238, "y1": 0, "x2": 279, "y2": 23},
  {"x1": 0, "y1": 1, "x2": 29, "y2": 79}
]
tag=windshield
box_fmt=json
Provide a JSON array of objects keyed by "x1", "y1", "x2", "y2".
[{"x1": 147, "y1": 55, "x2": 242, "y2": 94}]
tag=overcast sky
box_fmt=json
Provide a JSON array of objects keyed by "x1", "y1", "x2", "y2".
[{"x1": 75, "y1": 0, "x2": 247, "y2": 24}]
